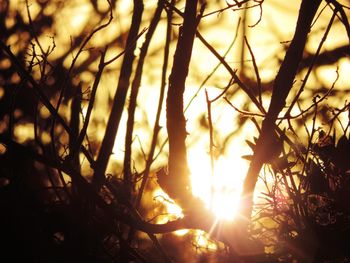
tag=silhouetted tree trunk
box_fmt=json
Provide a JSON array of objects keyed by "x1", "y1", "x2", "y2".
[
  {"x1": 240, "y1": 0, "x2": 322, "y2": 223},
  {"x1": 166, "y1": 0, "x2": 199, "y2": 204}
]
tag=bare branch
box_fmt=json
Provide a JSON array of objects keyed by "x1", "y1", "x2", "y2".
[
  {"x1": 93, "y1": 0, "x2": 144, "y2": 188},
  {"x1": 166, "y1": 0, "x2": 199, "y2": 203},
  {"x1": 240, "y1": 0, "x2": 322, "y2": 223}
]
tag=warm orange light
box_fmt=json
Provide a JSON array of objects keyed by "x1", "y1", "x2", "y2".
[
  {"x1": 188, "y1": 151, "x2": 246, "y2": 220},
  {"x1": 153, "y1": 189, "x2": 184, "y2": 221}
]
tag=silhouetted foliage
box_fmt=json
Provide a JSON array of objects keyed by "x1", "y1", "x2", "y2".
[{"x1": 0, "y1": 0, "x2": 349, "y2": 262}]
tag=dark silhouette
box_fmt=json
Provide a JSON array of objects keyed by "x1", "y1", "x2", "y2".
[{"x1": 0, "y1": 0, "x2": 349, "y2": 262}]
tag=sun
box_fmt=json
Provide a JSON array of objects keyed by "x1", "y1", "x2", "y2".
[{"x1": 188, "y1": 150, "x2": 247, "y2": 220}]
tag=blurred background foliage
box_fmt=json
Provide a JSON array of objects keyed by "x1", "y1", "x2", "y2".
[{"x1": 0, "y1": 0, "x2": 349, "y2": 262}]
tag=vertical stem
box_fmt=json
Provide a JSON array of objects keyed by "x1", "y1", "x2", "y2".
[
  {"x1": 124, "y1": 0, "x2": 163, "y2": 196},
  {"x1": 205, "y1": 89, "x2": 215, "y2": 209},
  {"x1": 136, "y1": 0, "x2": 173, "y2": 209},
  {"x1": 73, "y1": 49, "x2": 106, "y2": 158},
  {"x1": 69, "y1": 85, "x2": 81, "y2": 170},
  {"x1": 166, "y1": 0, "x2": 198, "y2": 201},
  {"x1": 239, "y1": 2, "x2": 248, "y2": 76},
  {"x1": 69, "y1": 84, "x2": 81, "y2": 197},
  {"x1": 93, "y1": 0, "x2": 144, "y2": 187}
]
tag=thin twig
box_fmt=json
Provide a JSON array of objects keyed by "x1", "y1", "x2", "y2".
[
  {"x1": 0, "y1": 40, "x2": 94, "y2": 164},
  {"x1": 72, "y1": 48, "x2": 107, "y2": 159},
  {"x1": 244, "y1": 36, "x2": 262, "y2": 106},
  {"x1": 205, "y1": 89, "x2": 215, "y2": 209}
]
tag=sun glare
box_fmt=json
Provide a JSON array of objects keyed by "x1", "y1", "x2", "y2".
[
  {"x1": 152, "y1": 147, "x2": 247, "y2": 223},
  {"x1": 188, "y1": 150, "x2": 247, "y2": 220}
]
